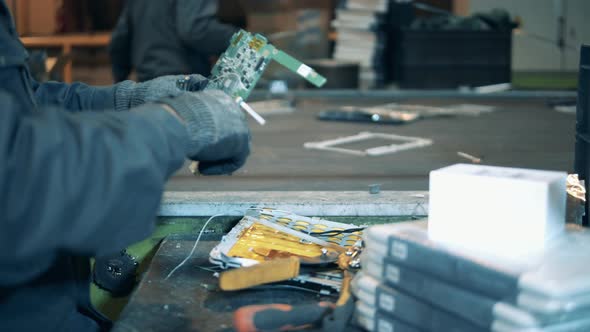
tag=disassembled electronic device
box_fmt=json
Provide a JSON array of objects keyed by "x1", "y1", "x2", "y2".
[
  {"x1": 317, "y1": 103, "x2": 496, "y2": 125},
  {"x1": 209, "y1": 208, "x2": 364, "y2": 292},
  {"x1": 204, "y1": 29, "x2": 327, "y2": 124}
]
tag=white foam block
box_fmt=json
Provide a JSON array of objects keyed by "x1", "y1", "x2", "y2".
[{"x1": 428, "y1": 164, "x2": 567, "y2": 259}]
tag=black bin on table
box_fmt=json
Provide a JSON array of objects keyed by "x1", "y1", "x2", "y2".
[
  {"x1": 575, "y1": 44, "x2": 590, "y2": 226},
  {"x1": 391, "y1": 29, "x2": 512, "y2": 89}
]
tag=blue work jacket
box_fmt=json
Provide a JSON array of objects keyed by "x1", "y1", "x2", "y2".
[{"x1": 0, "y1": 1, "x2": 187, "y2": 331}]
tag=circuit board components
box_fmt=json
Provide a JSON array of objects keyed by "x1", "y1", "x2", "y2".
[{"x1": 205, "y1": 29, "x2": 327, "y2": 102}]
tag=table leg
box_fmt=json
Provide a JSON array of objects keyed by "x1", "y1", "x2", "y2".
[{"x1": 63, "y1": 44, "x2": 72, "y2": 83}]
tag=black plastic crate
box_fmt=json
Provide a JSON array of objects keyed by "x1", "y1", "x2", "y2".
[
  {"x1": 574, "y1": 45, "x2": 590, "y2": 226},
  {"x1": 391, "y1": 29, "x2": 512, "y2": 89}
]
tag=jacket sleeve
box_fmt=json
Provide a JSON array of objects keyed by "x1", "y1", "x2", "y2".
[
  {"x1": 0, "y1": 92, "x2": 188, "y2": 285},
  {"x1": 31, "y1": 79, "x2": 118, "y2": 112},
  {"x1": 109, "y1": 2, "x2": 132, "y2": 82},
  {"x1": 176, "y1": 0, "x2": 237, "y2": 56}
]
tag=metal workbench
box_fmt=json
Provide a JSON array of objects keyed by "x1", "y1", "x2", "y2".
[
  {"x1": 115, "y1": 191, "x2": 426, "y2": 332},
  {"x1": 112, "y1": 236, "x2": 366, "y2": 332},
  {"x1": 167, "y1": 90, "x2": 576, "y2": 191}
]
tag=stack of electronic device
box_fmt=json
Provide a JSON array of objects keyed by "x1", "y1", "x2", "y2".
[{"x1": 352, "y1": 220, "x2": 590, "y2": 332}]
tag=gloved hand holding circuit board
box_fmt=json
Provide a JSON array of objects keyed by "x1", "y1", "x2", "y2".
[{"x1": 182, "y1": 29, "x2": 328, "y2": 175}]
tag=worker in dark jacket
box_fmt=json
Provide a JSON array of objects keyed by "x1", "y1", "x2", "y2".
[
  {"x1": 109, "y1": 0, "x2": 238, "y2": 82},
  {"x1": 0, "y1": 1, "x2": 250, "y2": 331}
]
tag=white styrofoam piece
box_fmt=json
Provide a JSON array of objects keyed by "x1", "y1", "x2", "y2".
[{"x1": 428, "y1": 164, "x2": 567, "y2": 259}]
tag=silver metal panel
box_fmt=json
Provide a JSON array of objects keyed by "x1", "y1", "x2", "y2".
[
  {"x1": 249, "y1": 89, "x2": 577, "y2": 100},
  {"x1": 158, "y1": 191, "x2": 429, "y2": 217}
]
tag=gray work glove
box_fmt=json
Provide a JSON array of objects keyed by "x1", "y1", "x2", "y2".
[
  {"x1": 160, "y1": 90, "x2": 251, "y2": 175},
  {"x1": 115, "y1": 74, "x2": 208, "y2": 111}
]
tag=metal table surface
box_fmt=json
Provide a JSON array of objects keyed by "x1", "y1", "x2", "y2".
[
  {"x1": 166, "y1": 96, "x2": 575, "y2": 191},
  {"x1": 113, "y1": 235, "x2": 363, "y2": 332}
]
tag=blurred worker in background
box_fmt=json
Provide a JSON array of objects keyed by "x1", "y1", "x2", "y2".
[
  {"x1": 0, "y1": 0, "x2": 251, "y2": 330},
  {"x1": 110, "y1": 0, "x2": 242, "y2": 82}
]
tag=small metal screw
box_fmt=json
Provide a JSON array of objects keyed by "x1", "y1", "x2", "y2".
[{"x1": 369, "y1": 184, "x2": 381, "y2": 194}]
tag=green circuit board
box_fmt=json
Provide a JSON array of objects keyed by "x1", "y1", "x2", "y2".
[{"x1": 205, "y1": 30, "x2": 327, "y2": 101}]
